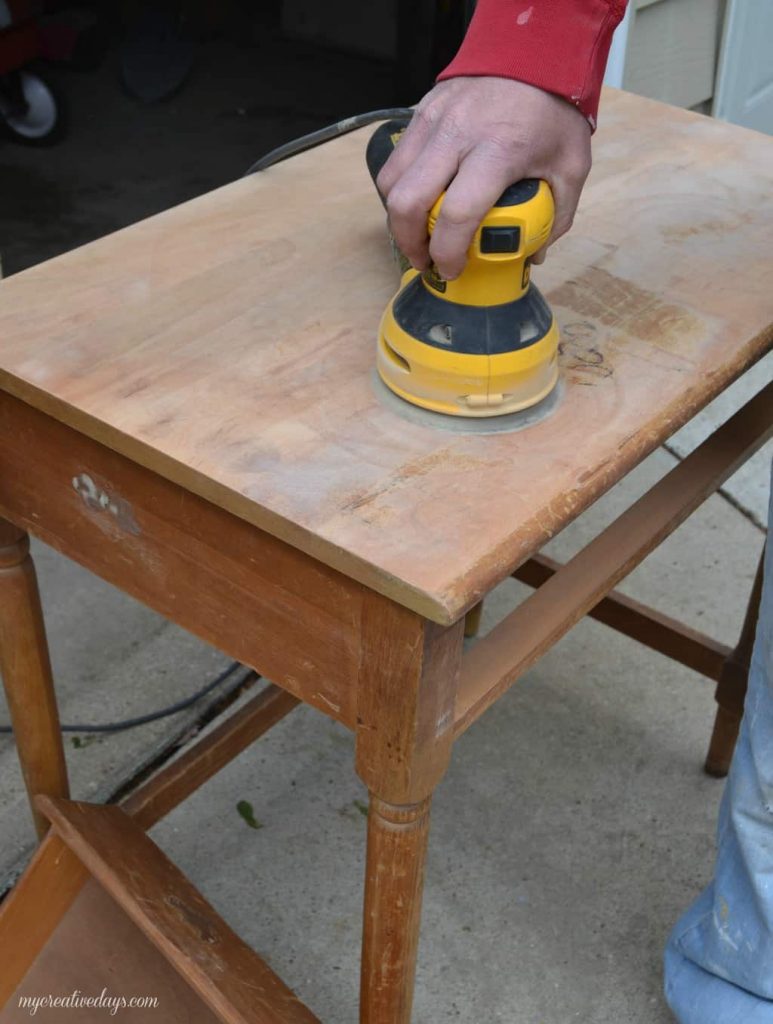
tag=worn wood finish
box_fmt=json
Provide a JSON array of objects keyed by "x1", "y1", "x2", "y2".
[
  {"x1": 36, "y1": 796, "x2": 321, "y2": 1024},
  {"x1": 1, "y1": 88, "x2": 772, "y2": 1024},
  {"x1": 356, "y1": 596, "x2": 464, "y2": 805},
  {"x1": 0, "y1": 518, "x2": 69, "y2": 838},
  {"x1": 1, "y1": 686, "x2": 299, "y2": 1008},
  {"x1": 123, "y1": 684, "x2": 300, "y2": 830},
  {"x1": 514, "y1": 554, "x2": 731, "y2": 681},
  {"x1": 356, "y1": 595, "x2": 464, "y2": 1023},
  {"x1": 0, "y1": 832, "x2": 88, "y2": 1007},
  {"x1": 705, "y1": 707, "x2": 743, "y2": 780},
  {"x1": 705, "y1": 546, "x2": 766, "y2": 777},
  {"x1": 1, "y1": 879, "x2": 224, "y2": 1023},
  {"x1": 456, "y1": 383, "x2": 773, "y2": 735},
  {"x1": 360, "y1": 798, "x2": 432, "y2": 1024},
  {"x1": 0, "y1": 393, "x2": 362, "y2": 725},
  {"x1": 0, "y1": 92, "x2": 770, "y2": 624}
]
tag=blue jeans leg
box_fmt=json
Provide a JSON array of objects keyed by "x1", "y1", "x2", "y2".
[{"x1": 664, "y1": 463, "x2": 773, "y2": 1023}]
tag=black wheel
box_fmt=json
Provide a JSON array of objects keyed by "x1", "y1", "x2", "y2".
[{"x1": 0, "y1": 70, "x2": 67, "y2": 146}]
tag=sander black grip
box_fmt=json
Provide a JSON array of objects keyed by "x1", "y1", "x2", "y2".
[
  {"x1": 367, "y1": 117, "x2": 540, "y2": 213},
  {"x1": 366, "y1": 117, "x2": 413, "y2": 205}
]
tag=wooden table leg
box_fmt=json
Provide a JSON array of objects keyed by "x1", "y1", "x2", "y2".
[
  {"x1": 0, "y1": 518, "x2": 68, "y2": 838},
  {"x1": 356, "y1": 594, "x2": 464, "y2": 1024},
  {"x1": 705, "y1": 545, "x2": 766, "y2": 778}
]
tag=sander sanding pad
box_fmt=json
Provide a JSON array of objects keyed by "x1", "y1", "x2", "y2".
[{"x1": 372, "y1": 371, "x2": 563, "y2": 436}]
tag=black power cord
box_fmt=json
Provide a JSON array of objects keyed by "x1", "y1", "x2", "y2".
[
  {"x1": 243, "y1": 106, "x2": 414, "y2": 175},
  {"x1": 0, "y1": 660, "x2": 249, "y2": 735}
]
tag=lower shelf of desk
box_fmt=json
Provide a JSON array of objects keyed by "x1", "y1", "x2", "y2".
[
  {"x1": 3, "y1": 879, "x2": 223, "y2": 1023},
  {"x1": 0, "y1": 797, "x2": 320, "y2": 1024}
]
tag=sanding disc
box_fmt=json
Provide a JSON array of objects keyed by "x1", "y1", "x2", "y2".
[{"x1": 372, "y1": 371, "x2": 563, "y2": 435}]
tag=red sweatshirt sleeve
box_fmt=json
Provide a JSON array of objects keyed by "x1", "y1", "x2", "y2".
[{"x1": 437, "y1": 0, "x2": 628, "y2": 130}]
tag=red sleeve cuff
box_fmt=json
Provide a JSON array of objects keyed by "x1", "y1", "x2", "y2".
[{"x1": 437, "y1": 0, "x2": 628, "y2": 130}]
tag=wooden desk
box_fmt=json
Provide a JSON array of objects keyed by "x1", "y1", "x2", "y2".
[{"x1": 0, "y1": 89, "x2": 771, "y2": 1022}]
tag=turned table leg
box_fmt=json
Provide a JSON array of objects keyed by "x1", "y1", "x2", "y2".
[
  {"x1": 0, "y1": 518, "x2": 68, "y2": 838},
  {"x1": 705, "y1": 545, "x2": 765, "y2": 778},
  {"x1": 356, "y1": 594, "x2": 464, "y2": 1024},
  {"x1": 360, "y1": 796, "x2": 432, "y2": 1024}
]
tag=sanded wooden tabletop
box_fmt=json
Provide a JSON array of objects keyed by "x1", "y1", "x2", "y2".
[{"x1": 0, "y1": 89, "x2": 771, "y2": 624}]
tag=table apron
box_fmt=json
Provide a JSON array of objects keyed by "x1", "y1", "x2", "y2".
[{"x1": 0, "y1": 392, "x2": 363, "y2": 727}]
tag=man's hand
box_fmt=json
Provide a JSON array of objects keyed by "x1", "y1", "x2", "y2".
[{"x1": 376, "y1": 76, "x2": 592, "y2": 279}]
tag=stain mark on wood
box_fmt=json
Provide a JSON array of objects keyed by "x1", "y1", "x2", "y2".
[
  {"x1": 551, "y1": 268, "x2": 705, "y2": 353},
  {"x1": 165, "y1": 893, "x2": 218, "y2": 945},
  {"x1": 343, "y1": 450, "x2": 490, "y2": 515},
  {"x1": 72, "y1": 472, "x2": 141, "y2": 535}
]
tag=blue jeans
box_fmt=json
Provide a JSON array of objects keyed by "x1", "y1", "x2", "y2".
[{"x1": 665, "y1": 464, "x2": 773, "y2": 1022}]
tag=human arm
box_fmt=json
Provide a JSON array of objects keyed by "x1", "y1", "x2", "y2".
[{"x1": 377, "y1": 1, "x2": 628, "y2": 278}]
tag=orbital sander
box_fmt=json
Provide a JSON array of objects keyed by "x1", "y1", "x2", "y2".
[{"x1": 367, "y1": 118, "x2": 560, "y2": 419}]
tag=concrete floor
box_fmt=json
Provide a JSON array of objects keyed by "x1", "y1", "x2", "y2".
[{"x1": 0, "y1": 32, "x2": 771, "y2": 1024}]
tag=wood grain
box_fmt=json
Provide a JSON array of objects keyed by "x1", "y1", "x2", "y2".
[
  {"x1": 456, "y1": 382, "x2": 773, "y2": 734},
  {"x1": 360, "y1": 797, "x2": 432, "y2": 1024},
  {"x1": 705, "y1": 545, "x2": 766, "y2": 777},
  {"x1": 356, "y1": 595, "x2": 464, "y2": 1023},
  {"x1": 123, "y1": 684, "x2": 300, "y2": 830},
  {"x1": 514, "y1": 554, "x2": 731, "y2": 681},
  {"x1": 1, "y1": 879, "x2": 224, "y2": 1023},
  {"x1": 1, "y1": 687, "x2": 299, "y2": 1007},
  {"x1": 0, "y1": 832, "x2": 88, "y2": 1008},
  {"x1": 36, "y1": 796, "x2": 321, "y2": 1024},
  {"x1": 0, "y1": 91, "x2": 770, "y2": 623},
  {"x1": 355, "y1": 595, "x2": 464, "y2": 804},
  {"x1": 0, "y1": 519, "x2": 69, "y2": 838},
  {"x1": 0, "y1": 393, "x2": 363, "y2": 725}
]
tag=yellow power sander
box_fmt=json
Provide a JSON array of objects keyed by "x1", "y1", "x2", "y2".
[
  {"x1": 247, "y1": 109, "x2": 561, "y2": 429},
  {"x1": 367, "y1": 117, "x2": 560, "y2": 421}
]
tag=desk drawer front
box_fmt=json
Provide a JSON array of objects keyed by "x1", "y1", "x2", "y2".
[{"x1": 0, "y1": 393, "x2": 362, "y2": 726}]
